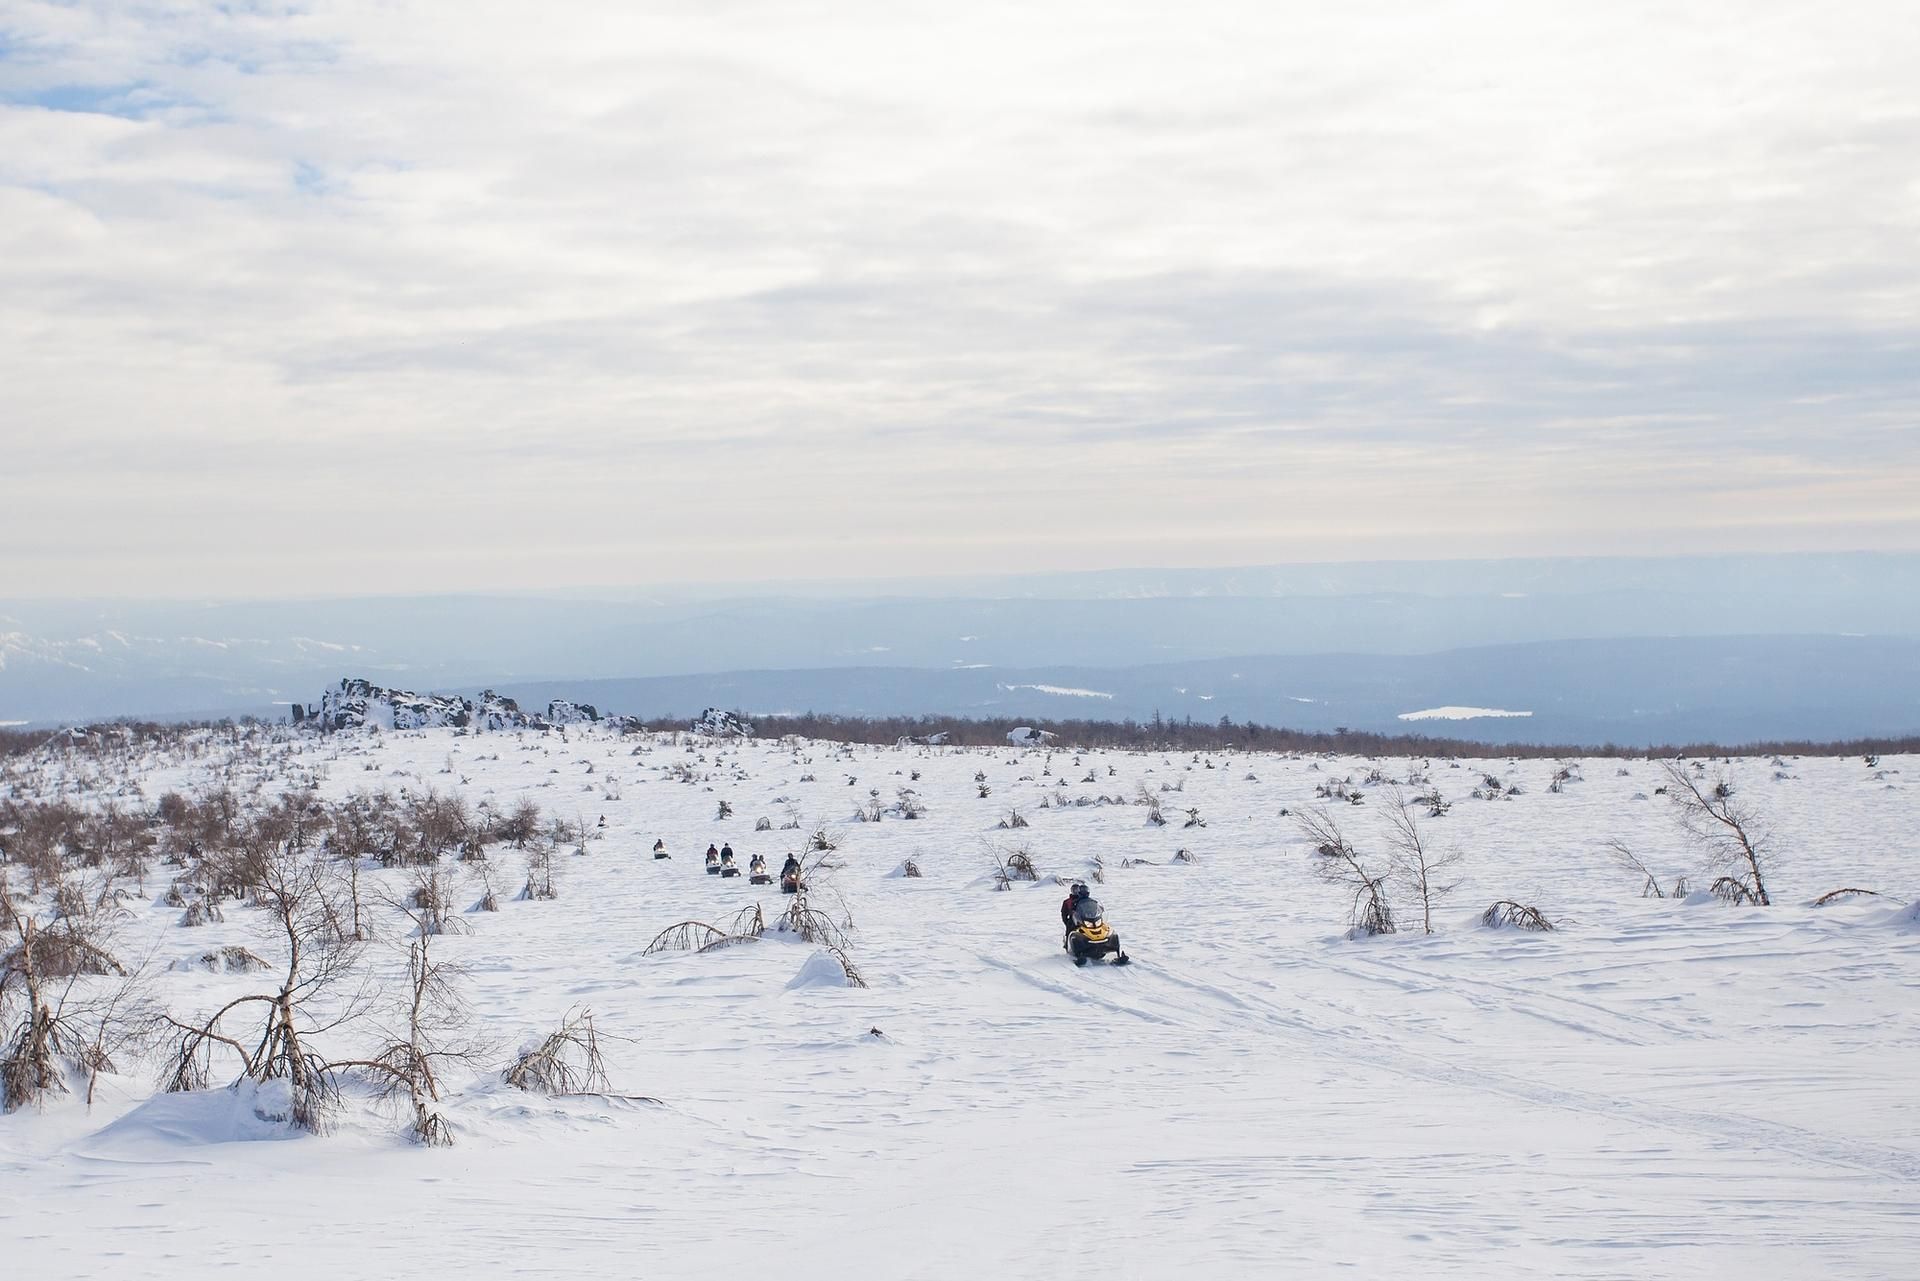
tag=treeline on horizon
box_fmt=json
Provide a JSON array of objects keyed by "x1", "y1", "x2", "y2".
[
  {"x1": 740, "y1": 710, "x2": 1919, "y2": 759},
  {"x1": 3, "y1": 711, "x2": 1916, "y2": 763}
]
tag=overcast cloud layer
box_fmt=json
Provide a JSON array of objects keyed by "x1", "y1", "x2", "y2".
[{"x1": 2, "y1": 1, "x2": 1917, "y2": 597}]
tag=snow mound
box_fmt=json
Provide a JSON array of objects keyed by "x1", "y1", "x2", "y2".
[
  {"x1": 1007, "y1": 726, "x2": 1056, "y2": 746},
  {"x1": 1884, "y1": 899, "x2": 1920, "y2": 932},
  {"x1": 787, "y1": 950, "x2": 855, "y2": 990},
  {"x1": 87, "y1": 1082, "x2": 307, "y2": 1153}
]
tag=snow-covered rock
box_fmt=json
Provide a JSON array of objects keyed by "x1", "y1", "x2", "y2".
[
  {"x1": 304, "y1": 679, "x2": 651, "y2": 735},
  {"x1": 317, "y1": 678, "x2": 473, "y2": 731},
  {"x1": 1006, "y1": 726, "x2": 1055, "y2": 747},
  {"x1": 471, "y1": 690, "x2": 536, "y2": 732},
  {"x1": 546, "y1": 699, "x2": 601, "y2": 726},
  {"x1": 693, "y1": 708, "x2": 754, "y2": 737},
  {"x1": 312, "y1": 678, "x2": 547, "y2": 733}
]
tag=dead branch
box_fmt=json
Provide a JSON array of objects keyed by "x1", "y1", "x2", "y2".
[
  {"x1": 1811, "y1": 887, "x2": 1885, "y2": 906},
  {"x1": 642, "y1": 920, "x2": 727, "y2": 955}
]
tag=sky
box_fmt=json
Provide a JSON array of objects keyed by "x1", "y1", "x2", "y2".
[{"x1": 1, "y1": 0, "x2": 1917, "y2": 598}]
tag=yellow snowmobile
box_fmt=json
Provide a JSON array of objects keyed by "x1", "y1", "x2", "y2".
[{"x1": 1063, "y1": 885, "x2": 1130, "y2": 966}]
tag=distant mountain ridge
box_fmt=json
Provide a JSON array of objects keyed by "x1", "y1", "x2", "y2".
[
  {"x1": 3, "y1": 553, "x2": 1917, "y2": 731},
  {"x1": 477, "y1": 634, "x2": 1920, "y2": 748}
]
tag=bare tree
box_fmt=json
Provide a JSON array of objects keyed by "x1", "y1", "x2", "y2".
[
  {"x1": 1, "y1": 871, "x2": 143, "y2": 1111},
  {"x1": 1296, "y1": 806, "x2": 1395, "y2": 937},
  {"x1": 1382, "y1": 786, "x2": 1464, "y2": 935},
  {"x1": 777, "y1": 853, "x2": 867, "y2": 987},
  {"x1": 160, "y1": 844, "x2": 367, "y2": 1131},
  {"x1": 398, "y1": 867, "x2": 468, "y2": 938},
  {"x1": 1605, "y1": 838, "x2": 1688, "y2": 899},
  {"x1": 494, "y1": 798, "x2": 542, "y2": 848},
  {"x1": 1, "y1": 873, "x2": 70, "y2": 1109},
  {"x1": 333, "y1": 931, "x2": 486, "y2": 1147},
  {"x1": 1659, "y1": 761, "x2": 1773, "y2": 906},
  {"x1": 521, "y1": 839, "x2": 559, "y2": 901}
]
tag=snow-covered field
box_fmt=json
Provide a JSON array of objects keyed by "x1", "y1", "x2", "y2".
[{"x1": 3, "y1": 725, "x2": 1917, "y2": 1279}]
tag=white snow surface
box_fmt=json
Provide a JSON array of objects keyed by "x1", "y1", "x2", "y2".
[
  {"x1": 1399, "y1": 705, "x2": 1535, "y2": 721},
  {"x1": 998, "y1": 682, "x2": 1116, "y2": 699},
  {"x1": 3, "y1": 727, "x2": 1918, "y2": 1279}
]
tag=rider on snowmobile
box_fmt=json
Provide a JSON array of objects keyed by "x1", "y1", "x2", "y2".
[
  {"x1": 1061, "y1": 882, "x2": 1097, "y2": 936},
  {"x1": 1061, "y1": 881, "x2": 1129, "y2": 964}
]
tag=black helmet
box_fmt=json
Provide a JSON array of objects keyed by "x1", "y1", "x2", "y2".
[{"x1": 1070, "y1": 882, "x2": 1090, "y2": 899}]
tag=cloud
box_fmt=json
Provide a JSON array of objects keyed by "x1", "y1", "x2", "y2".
[{"x1": 2, "y1": 0, "x2": 1918, "y2": 595}]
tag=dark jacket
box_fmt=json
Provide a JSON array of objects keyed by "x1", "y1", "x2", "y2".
[{"x1": 1064, "y1": 895, "x2": 1101, "y2": 930}]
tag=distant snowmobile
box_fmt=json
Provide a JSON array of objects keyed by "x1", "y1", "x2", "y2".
[
  {"x1": 1061, "y1": 881, "x2": 1130, "y2": 966},
  {"x1": 749, "y1": 854, "x2": 771, "y2": 885},
  {"x1": 780, "y1": 854, "x2": 804, "y2": 894},
  {"x1": 705, "y1": 845, "x2": 722, "y2": 875},
  {"x1": 720, "y1": 849, "x2": 740, "y2": 878}
]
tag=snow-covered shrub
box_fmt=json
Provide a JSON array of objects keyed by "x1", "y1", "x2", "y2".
[
  {"x1": 505, "y1": 1007, "x2": 609, "y2": 1095},
  {"x1": 1482, "y1": 900, "x2": 1555, "y2": 931}
]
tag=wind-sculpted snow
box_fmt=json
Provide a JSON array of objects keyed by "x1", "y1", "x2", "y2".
[{"x1": 1, "y1": 725, "x2": 1915, "y2": 1279}]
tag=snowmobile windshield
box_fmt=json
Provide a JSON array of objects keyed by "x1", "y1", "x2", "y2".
[{"x1": 1072, "y1": 898, "x2": 1104, "y2": 925}]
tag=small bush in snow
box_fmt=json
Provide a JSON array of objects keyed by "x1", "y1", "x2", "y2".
[
  {"x1": 1482, "y1": 900, "x2": 1555, "y2": 931},
  {"x1": 504, "y1": 1007, "x2": 609, "y2": 1095}
]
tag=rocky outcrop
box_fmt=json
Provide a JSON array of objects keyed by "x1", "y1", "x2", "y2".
[
  {"x1": 545, "y1": 699, "x2": 600, "y2": 726},
  {"x1": 310, "y1": 679, "x2": 544, "y2": 733},
  {"x1": 300, "y1": 679, "x2": 649, "y2": 734},
  {"x1": 692, "y1": 707, "x2": 754, "y2": 737},
  {"x1": 317, "y1": 678, "x2": 477, "y2": 731}
]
